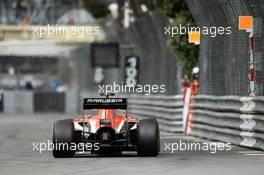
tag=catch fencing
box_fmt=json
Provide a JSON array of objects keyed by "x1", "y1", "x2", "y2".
[{"x1": 185, "y1": 0, "x2": 264, "y2": 96}]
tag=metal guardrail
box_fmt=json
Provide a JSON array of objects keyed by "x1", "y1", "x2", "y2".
[
  {"x1": 126, "y1": 95, "x2": 183, "y2": 134},
  {"x1": 193, "y1": 95, "x2": 264, "y2": 114},
  {"x1": 79, "y1": 93, "x2": 183, "y2": 134},
  {"x1": 2, "y1": 90, "x2": 264, "y2": 151},
  {"x1": 190, "y1": 95, "x2": 264, "y2": 150}
]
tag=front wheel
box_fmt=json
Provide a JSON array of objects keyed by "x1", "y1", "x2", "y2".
[{"x1": 137, "y1": 119, "x2": 160, "y2": 156}]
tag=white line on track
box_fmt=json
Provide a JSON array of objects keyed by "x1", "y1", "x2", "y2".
[
  {"x1": 244, "y1": 154, "x2": 264, "y2": 156},
  {"x1": 237, "y1": 150, "x2": 264, "y2": 156},
  {"x1": 237, "y1": 151, "x2": 263, "y2": 154}
]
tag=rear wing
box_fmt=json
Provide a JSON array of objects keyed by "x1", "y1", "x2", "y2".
[{"x1": 83, "y1": 98, "x2": 127, "y2": 110}]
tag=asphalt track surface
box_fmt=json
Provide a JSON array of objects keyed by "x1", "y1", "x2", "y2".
[{"x1": 0, "y1": 114, "x2": 263, "y2": 175}]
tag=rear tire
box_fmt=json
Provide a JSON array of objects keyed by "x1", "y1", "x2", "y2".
[
  {"x1": 52, "y1": 119, "x2": 75, "y2": 158},
  {"x1": 137, "y1": 119, "x2": 160, "y2": 156}
]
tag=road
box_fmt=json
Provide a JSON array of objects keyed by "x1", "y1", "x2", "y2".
[{"x1": 0, "y1": 114, "x2": 263, "y2": 175}]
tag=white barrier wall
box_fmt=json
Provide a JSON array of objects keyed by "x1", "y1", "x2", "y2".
[
  {"x1": 65, "y1": 90, "x2": 79, "y2": 114},
  {"x1": 3, "y1": 91, "x2": 33, "y2": 114}
]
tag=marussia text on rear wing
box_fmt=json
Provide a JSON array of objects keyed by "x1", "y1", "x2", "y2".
[{"x1": 83, "y1": 98, "x2": 127, "y2": 109}]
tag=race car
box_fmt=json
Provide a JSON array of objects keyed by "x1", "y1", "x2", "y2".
[{"x1": 52, "y1": 93, "x2": 160, "y2": 157}]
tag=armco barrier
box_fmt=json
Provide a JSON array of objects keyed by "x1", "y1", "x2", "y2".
[
  {"x1": 189, "y1": 95, "x2": 264, "y2": 150},
  {"x1": 126, "y1": 95, "x2": 183, "y2": 134},
  {"x1": 80, "y1": 92, "x2": 184, "y2": 134},
  {"x1": 2, "y1": 89, "x2": 264, "y2": 151}
]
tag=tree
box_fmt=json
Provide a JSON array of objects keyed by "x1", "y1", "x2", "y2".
[{"x1": 156, "y1": 0, "x2": 199, "y2": 77}]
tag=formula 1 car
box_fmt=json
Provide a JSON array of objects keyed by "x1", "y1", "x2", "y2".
[{"x1": 52, "y1": 94, "x2": 160, "y2": 157}]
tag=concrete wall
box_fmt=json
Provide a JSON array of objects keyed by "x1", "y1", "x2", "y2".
[{"x1": 3, "y1": 91, "x2": 33, "y2": 114}]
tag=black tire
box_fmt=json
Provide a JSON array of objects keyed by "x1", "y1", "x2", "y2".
[
  {"x1": 137, "y1": 119, "x2": 160, "y2": 156},
  {"x1": 52, "y1": 119, "x2": 75, "y2": 158}
]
